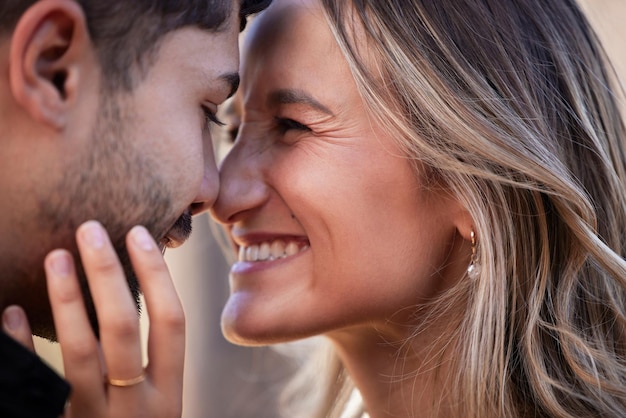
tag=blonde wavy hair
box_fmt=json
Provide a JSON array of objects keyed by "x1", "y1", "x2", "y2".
[{"x1": 279, "y1": 0, "x2": 626, "y2": 417}]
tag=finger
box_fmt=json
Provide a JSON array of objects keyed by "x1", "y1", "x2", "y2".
[
  {"x1": 127, "y1": 226, "x2": 185, "y2": 399},
  {"x1": 2, "y1": 305, "x2": 35, "y2": 352},
  {"x1": 75, "y1": 221, "x2": 145, "y2": 393},
  {"x1": 44, "y1": 249, "x2": 106, "y2": 412}
]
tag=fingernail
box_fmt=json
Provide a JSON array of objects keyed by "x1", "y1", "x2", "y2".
[
  {"x1": 3, "y1": 306, "x2": 23, "y2": 331},
  {"x1": 81, "y1": 221, "x2": 104, "y2": 249},
  {"x1": 48, "y1": 250, "x2": 71, "y2": 276},
  {"x1": 131, "y1": 226, "x2": 155, "y2": 251}
]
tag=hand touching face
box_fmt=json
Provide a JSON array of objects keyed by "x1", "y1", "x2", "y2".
[{"x1": 3, "y1": 221, "x2": 186, "y2": 417}]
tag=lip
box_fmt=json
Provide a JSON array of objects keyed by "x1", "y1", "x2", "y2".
[
  {"x1": 161, "y1": 227, "x2": 186, "y2": 249},
  {"x1": 230, "y1": 245, "x2": 309, "y2": 275},
  {"x1": 160, "y1": 210, "x2": 193, "y2": 249}
]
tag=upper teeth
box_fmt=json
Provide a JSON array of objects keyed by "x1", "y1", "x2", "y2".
[{"x1": 238, "y1": 240, "x2": 308, "y2": 262}]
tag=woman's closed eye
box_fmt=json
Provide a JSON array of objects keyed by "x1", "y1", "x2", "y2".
[{"x1": 275, "y1": 117, "x2": 311, "y2": 135}]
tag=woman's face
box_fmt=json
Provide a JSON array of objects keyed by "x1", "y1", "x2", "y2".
[{"x1": 211, "y1": 0, "x2": 469, "y2": 345}]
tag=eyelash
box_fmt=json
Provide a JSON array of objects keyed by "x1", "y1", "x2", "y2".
[
  {"x1": 202, "y1": 106, "x2": 225, "y2": 128},
  {"x1": 220, "y1": 117, "x2": 310, "y2": 144},
  {"x1": 275, "y1": 117, "x2": 311, "y2": 134}
]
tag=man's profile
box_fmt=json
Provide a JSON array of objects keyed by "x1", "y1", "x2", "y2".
[{"x1": 0, "y1": 0, "x2": 271, "y2": 416}]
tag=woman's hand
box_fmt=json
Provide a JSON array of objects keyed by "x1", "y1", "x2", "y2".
[{"x1": 3, "y1": 220, "x2": 185, "y2": 418}]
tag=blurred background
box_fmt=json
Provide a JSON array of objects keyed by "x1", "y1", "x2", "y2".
[{"x1": 35, "y1": 1, "x2": 626, "y2": 417}]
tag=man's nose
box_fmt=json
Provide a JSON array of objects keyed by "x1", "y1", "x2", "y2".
[{"x1": 190, "y1": 163, "x2": 219, "y2": 216}]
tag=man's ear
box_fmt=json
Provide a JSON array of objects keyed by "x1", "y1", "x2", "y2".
[{"x1": 9, "y1": 0, "x2": 93, "y2": 130}]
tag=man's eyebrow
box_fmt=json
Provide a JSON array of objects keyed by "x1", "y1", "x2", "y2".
[
  {"x1": 220, "y1": 72, "x2": 241, "y2": 99},
  {"x1": 267, "y1": 89, "x2": 334, "y2": 115}
]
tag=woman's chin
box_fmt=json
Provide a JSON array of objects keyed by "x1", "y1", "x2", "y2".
[
  {"x1": 220, "y1": 301, "x2": 277, "y2": 346},
  {"x1": 220, "y1": 301, "x2": 316, "y2": 347}
]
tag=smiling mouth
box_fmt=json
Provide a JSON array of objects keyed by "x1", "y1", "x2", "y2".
[{"x1": 238, "y1": 239, "x2": 310, "y2": 262}]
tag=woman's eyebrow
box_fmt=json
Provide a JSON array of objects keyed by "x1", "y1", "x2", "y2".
[{"x1": 267, "y1": 88, "x2": 334, "y2": 116}]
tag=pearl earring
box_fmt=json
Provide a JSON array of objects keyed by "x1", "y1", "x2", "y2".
[{"x1": 467, "y1": 229, "x2": 480, "y2": 279}]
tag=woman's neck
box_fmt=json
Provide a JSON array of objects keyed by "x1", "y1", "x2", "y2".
[{"x1": 328, "y1": 317, "x2": 460, "y2": 417}]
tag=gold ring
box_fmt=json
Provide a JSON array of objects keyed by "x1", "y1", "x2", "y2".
[{"x1": 106, "y1": 371, "x2": 146, "y2": 387}]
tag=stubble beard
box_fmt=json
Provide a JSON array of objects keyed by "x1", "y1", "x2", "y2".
[{"x1": 32, "y1": 92, "x2": 180, "y2": 341}]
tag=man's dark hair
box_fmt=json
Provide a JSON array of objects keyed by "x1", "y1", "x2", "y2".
[{"x1": 0, "y1": 0, "x2": 272, "y2": 90}]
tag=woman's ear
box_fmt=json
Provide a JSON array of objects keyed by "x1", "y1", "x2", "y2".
[
  {"x1": 453, "y1": 205, "x2": 476, "y2": 243},
  {"x1": 9, "y1": 0, "x2": 93, "y2": 130}
]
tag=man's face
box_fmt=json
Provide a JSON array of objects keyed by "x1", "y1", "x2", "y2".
[{"x1": 11, "y1": 22, "x2": 240, "y2": 339}]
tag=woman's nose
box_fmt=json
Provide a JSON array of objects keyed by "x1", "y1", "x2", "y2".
[{"x1": 209, "y1": 140, "x2": 268, "y2": 225}]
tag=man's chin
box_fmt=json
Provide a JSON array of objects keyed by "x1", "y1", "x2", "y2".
[{"x1": 33, "y1": 216, "x2": 181, "y2": 342}]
